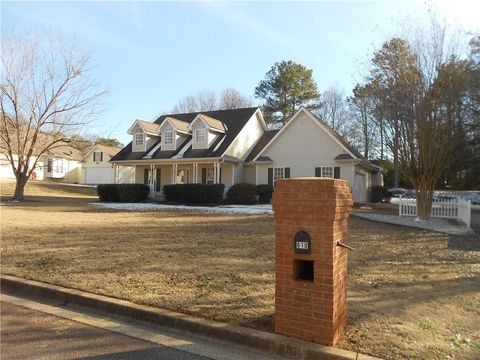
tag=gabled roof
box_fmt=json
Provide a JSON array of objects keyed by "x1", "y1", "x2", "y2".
[
  {"x1": 127, "y1": 119, "x2": 160, "y2": 135},
  {"x1": 161, "y1": 117, "x2": 190, "y2": 134},
  {"x1": 245, "y1": 130, "x2": 279, "y2": 162},
  {"x1": 188, "y1": 114, "x2": 227, "y2": 133},
  {"x1": 82, "y1": 144, "x2": 122, "y2": 161},
  {"x1": 111, "y1": 107, "x2": 259, "y2": 162}
]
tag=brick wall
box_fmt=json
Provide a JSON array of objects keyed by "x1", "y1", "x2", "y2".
[{"x1": 272, "y1": 178, "x2": 353, "y2": 346}]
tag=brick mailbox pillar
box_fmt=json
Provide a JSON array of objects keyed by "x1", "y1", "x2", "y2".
[{"x1": 272, "y1": 178, "x2": 353, "y2": 346}]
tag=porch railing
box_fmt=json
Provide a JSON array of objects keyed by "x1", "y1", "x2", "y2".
[{"x1": 399, "y1": 197, "x2": 471, "y2": 228}]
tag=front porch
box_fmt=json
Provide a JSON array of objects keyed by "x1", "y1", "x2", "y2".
[{"x1": 114, "y1": 160, "x2": 238, "y2": 199}]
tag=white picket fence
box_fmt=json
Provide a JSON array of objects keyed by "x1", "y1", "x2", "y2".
[{"x1": 399, "y1": 197, "x2": 471, "y2": 227}]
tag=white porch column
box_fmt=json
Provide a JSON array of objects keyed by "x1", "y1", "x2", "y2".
[
  {"x1": 255, "y1": 165, "x2": 259, "y2": 185},
  {"x1": 213, "y1": 163, "x2": 217, "y2": 184},
  {"x1": 132, "y1": 165, "x2": 136, "y2": 184},
  {"x1": 231, "y1": 164, "x2": 235, "y2": 186},
  {"x1": 173, "y1": 163, "x2": 177, "y2": 184},
  {"x1": 114, "y1": 165, "x2": 118, "y2": 184},
  {"x1": 193, "y1": 163, "x2": 197, "y2": 183}
]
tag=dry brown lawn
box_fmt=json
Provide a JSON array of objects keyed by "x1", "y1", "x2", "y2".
[{"x1": 1, "y1": 180, "x2": 479, "y2": 360}]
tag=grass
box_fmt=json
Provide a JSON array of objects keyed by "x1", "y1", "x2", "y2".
[{"x1": 1, "y1": 179, "x2": 479, "y2": 360}]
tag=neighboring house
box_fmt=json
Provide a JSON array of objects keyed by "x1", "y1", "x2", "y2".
[
  {"x1": 110, "y1": 107, "x2": 383, "y2": 202},
  {"x1": 81, "y1": 144, "x2": 134, "y2": 184},
  {"x1": 0, "y1": 144, "x2": 83, "y2": 183}
]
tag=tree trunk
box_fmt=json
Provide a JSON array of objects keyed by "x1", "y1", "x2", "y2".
[
  {"x1": 416, "y1": 180, "x2": 434, "y2": 220},
  {"x1": 13, "y1": 173, "x2": 29, "y2": 201}
]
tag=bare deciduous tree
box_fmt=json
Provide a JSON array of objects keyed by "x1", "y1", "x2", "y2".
[
  {"x1": 0, "y1": 30, "x2": 107, "y2": 200},
  {"x1": 172, "y1": 88, "x2": 252, "y2": 113},
  {"x1": 318, "y1": 85, "x2": 349, "y2": 134},
  {"x1": 219, "y1": 88, "x2": 252, "y2": 109}
]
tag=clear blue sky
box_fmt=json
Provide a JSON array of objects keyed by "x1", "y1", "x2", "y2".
[{"x1": 3, "y1": 1, "x2": 479, "y2": 145}]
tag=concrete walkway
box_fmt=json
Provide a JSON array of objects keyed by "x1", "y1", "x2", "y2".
[{"x1": 353, "y1": 212, "x2": 475, "y2": 236}]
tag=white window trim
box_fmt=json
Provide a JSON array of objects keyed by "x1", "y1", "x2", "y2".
[
  {"x1": 93, "y1": 152, "x2": 102, "y2": 162},
  {"x1": 318, "y1": 166, "x2": 334, "y2": 178},
  {"x1": 163, "y1": 130, "x2": 174, "y2": 145},
  {"x1": 195, "y1": 124, "x2": 206, "y2": 143},
  {"x1": 273, "y1": 167, "x2": 286, "y2": 184},
  {"x1": 135, "y1": 129, "x2": 144, "y2": 146}
]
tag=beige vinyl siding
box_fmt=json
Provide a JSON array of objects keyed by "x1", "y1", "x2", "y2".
[
  {"x1": 225, "y1": 112, "x2": 264, "y2": 160},
  {"x1": 131, "y1": 124, "x2": 146, "y2": 153},
  {"x1": 244, "y1": 165, "x2": 256, "y2": 184},
  {"x1": 256, "y1": 113, "x2": 360, "y2": 198}
]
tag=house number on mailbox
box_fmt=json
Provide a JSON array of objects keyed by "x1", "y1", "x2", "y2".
[{"x1": 294, "y1": 231, "x2": 311, "y2": 254}]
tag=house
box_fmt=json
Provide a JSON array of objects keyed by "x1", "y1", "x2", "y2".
[
  {"x1": 0, "y1": 142, "x2": 83, "y2": 183},
  {"x1": 110, "y1": 107, "x2": 383, "y2": 202},
  {"x1": 81, "y1": 144, "x2": 134, "y2": 184}
]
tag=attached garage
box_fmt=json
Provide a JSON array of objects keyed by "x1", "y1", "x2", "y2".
[{"x1": 84, "y1": 167, "x2": 115, "y2": 184}]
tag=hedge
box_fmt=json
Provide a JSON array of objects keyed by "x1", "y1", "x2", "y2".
[
  {"x1": 226, "y1": 183, "x2": 257, "y2": 204},
  {"x1": 97, "y1": 184, "x2": 149, "y2": 202},
  {"x1": 163, "y1": 184, "x2": 225, "y2": 204},
  {"x1": 370, "y1": 186, "x2": 391, "y2": 203},
  {"x1": 256, "y1": 184, "x2": 273, "y2": 203}
]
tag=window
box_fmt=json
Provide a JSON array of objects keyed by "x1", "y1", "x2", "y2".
[
  {"x1": 195, "y1": 123, "x2": 206, "y2": 143},
  {"x1": 274, "y1": 167, "x2": 285, "y2": 183},
  {"x1": 93, "y1": 152, "x2": 102, "y2": 162},
  {"x1": 164, "y1": 130, "x2": 174, "y2": 145},
  {"x1": 47, "y1": 159, "x2": 53, "y2": 172},
  {"x1": 298, "y1": 118, "x2": 306, "y2": 127},
  {"x1": 135, "y1": 128, "x2": 144, "y2": 145},
  {"x1": 315, "y1": 166, "x2": 336, "y2": 178},
  {"x1": 268, "y1": 167, "x2": 290, "y2": 186}
]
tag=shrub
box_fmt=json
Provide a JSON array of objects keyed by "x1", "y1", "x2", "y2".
[
  {"x1": 370, "y1": 186, "x2": 391, "y2": 203},
  {"x1": 256, "y1": 184, "x2": 273, "y2": 203},
  {"x1": 226, "y1": 183, "x2": 257, "y2": 204},
  {"x1": 97, "y1": 184, "x2": 119, "y2": 202},
  {"x1": 163, "y1": 184, "x2": 225, "y2": 204},
  {"x1": 97, "y1": 184, "x2": 149, "y2": 202},
  {"x1": 117, "y1": 184, "x2": 150, "y2": 202}
]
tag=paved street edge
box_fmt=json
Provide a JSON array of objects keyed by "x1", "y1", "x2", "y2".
[{"x1": 1, "y1": 274, "x2": 380, "y2": 360}]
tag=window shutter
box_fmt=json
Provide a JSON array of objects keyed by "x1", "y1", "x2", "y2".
[
  {"x1": 315, "y1": 167, "x2": 321, "y2": 177},
  {"x1": 268, "y1": 168, "x2": 273, "y2": 186},
  {"x1": 334, "y1": 167, "x2": 341, "y2": 179},
  {"x1": 144, "y1": 169, "x2": 149, "y2": 184},
  {"x1": 202, "y1": 168, "x2": 207, "y2": 184},
  {"x1": 156, "y1": 169, "x2": 161, "y2": 192},
  {"x1": 285, "y1": 167, "x2": 290, "y2": 178},
  {"x1": 100, "y1": 152, "x2": 103, "y2": 162},
  {"x1": 219, "y1": 168, "x2": 222, "y2": 184}
]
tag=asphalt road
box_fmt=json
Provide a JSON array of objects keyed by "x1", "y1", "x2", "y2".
[{"x1": 1, "y1": 301, "x2": 213, "y2": 360}]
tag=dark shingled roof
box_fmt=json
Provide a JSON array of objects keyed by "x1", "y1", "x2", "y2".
[
  {"x1": 111, "y1": 107, "x2": 259, "y2": 162},
  {"x1": 245, "y1": 130, "x2": 279, "y2": 162},
  {"x1": 334, "y1": 153, "x2": 354, "y2": 160}
]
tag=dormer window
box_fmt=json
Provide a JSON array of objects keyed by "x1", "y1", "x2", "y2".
[
  {"x1": 195, "y1": 123, "x2": 206, "y2": 143},
  {"x1": 164, "y1": 129, "x2": 174, "y2": 145},
  {"x1": 93, "y1": 152, "x2": 103, "y2": 162},
  {"x1": 135, "y1": 128, "x2": 144, "y2": 145}
]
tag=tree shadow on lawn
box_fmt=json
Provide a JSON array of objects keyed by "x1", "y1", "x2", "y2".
[
  {"x1": 347, "y1": 275, "x2": 480, "y2": 325},
  {"x1": 0, "y1": 195, "x2": 95, "y2": 207}
]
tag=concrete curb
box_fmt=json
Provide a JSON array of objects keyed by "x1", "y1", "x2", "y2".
[{"x1": 1, "y1": 275, "x2": 380, "y2": 360}]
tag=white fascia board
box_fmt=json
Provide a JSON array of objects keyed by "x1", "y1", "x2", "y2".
[
  {"x1": 111, "y1": 157, "x2": 222, "y2": 165},
  {"x1": 253, "y1": 107, "x2": 357, "y2": 161},
  {"x1": 127, "y1": 120, "x2": 159, "y2": 136},
  {"x1": 188, "y1": 115, "x2": 225, "y2": 134}
]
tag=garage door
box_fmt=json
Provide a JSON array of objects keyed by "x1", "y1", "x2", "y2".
[{"x1": 85, "y1": 167, "x2": 114, "y2": 184}]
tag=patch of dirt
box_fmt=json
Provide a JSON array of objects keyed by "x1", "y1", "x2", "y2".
[{"x1": 1, "y1": 180, "x2": 479, "y2": 359}]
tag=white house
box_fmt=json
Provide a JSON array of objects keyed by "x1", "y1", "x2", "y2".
[
  {"x1": 110, "y1": 107, "x2": 383, "y2": 202},
  {"x1": 81, "y1": 144, "x2": 134, "y2": 184},
  {"x1": 0, "y1": 144, "x2": 83, "y2": 183}
]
